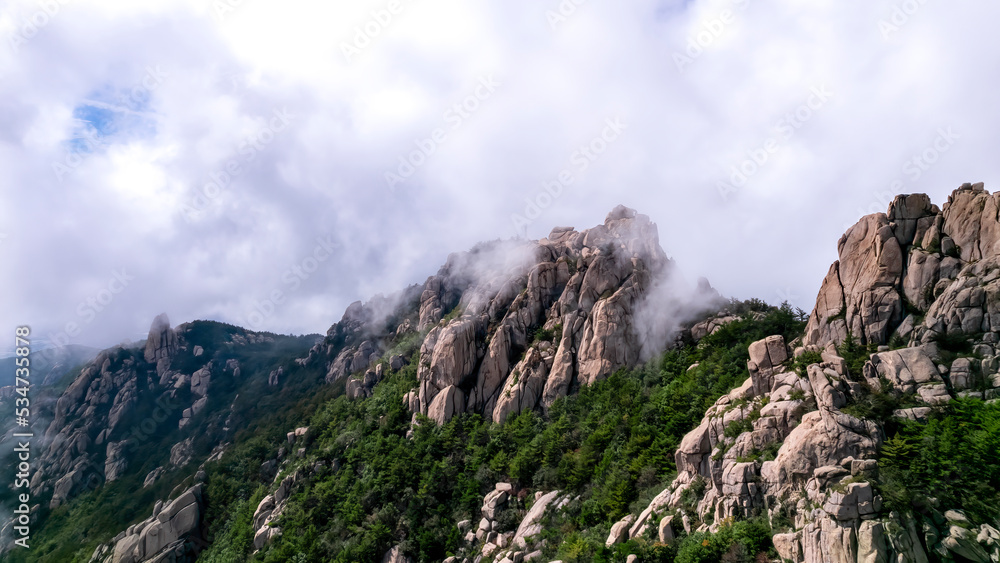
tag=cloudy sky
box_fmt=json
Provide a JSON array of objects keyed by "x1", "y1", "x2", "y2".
[{"x1": 0, "y1": 0, "x2": 996, "y2": 350}]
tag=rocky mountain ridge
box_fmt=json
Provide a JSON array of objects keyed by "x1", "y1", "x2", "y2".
[
  {"x1": 28, "y1": 316, "x2": 278, "y2": 510},
  {"x1": 298, "y1": 205, "x2": 715, "y2": 427},
  {"x1": 6, "y1": 187, "x2": 1000, "y2": 563},
  {"x1": 9, "y1": 205, "x2": 704, "y2": 562},
  {"x1": 607, "y1": 183, "x2": 1000, "y2": 563}
]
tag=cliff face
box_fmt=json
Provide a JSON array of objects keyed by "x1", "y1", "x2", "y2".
[
  {"x1": 622, "y1": 183, "x2": 1000, "y2": 563},
  {"x1": 301, "y1": 205, "x2": 704, "y2": 426},
  {"x1": 804, "y1": 182, "x2": 1000, "y2": 350},
  {"x1": 416, "y1": 205, "x2": 671, "y2": 425}
]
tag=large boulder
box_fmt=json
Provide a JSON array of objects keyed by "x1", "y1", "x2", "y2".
[
  {"x1": 144, "y1": 314, "x2": 177, "y2": 364},
  {"x1": 190, "y1": 364, "x2": 211, "y2": 398},
  {"x1": 513, "y1": 490, "x2": 562, "y2": 549},
  {"x1": 427, "y1": 385, "x2": 465, "y2": 425},
  {"x1": 941, "y1": 182, "x2": 1000, "y2": 262},
  {"x1": 104, "y1": 440, "x2": 130, "y2": 482},
  {"x1": 764, "y1": 410, "x2": 880, "y2": 491},
  {"x1": 98, "y1": 484, "x2": 204, "y2": 563},
  {"x1": 804, "y1": 214, "x2": 904, "y2": 348},
  {"x1": 606, "y1": 514, "x2": 636, "y2": 547},
  {"x1": 863, "y1": 347, "x2": 942, "y2": 395}
]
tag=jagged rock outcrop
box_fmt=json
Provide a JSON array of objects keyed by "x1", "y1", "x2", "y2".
[
  {"x1": 464, "y1": 483, "x2": 570, "y2": 563},
  {"x1": 190, "y1": 363, "x2": 211, "y2": 397},
  {"x1": 144, "y1": 314, "x2": 178, "y2": 363},
  {"x1": 627, "y1": 332, "x2": 899, "y2": 562},
  {"x1": 346, "y1": 366, "x2": 380, "y2": 400},
  {"x1": 418, "y1": 319, "x2": 482, "y2": 416},
  {"x1": 143, "y1": 467, "x2": 164, "y2": 488},
  {"x1": 267, "y1": 366, "x2": 283, "y2": 387},
  {"x1": 301, "y1": 287, "x2": 422, "y2": 382},
  {"x1": 170, "y1": 437, "x2": 194, "y2": 467},
  {"x1": 251, "y1": 471, "x2": 299, "y2": 551},
  {"x1": 804, "y1": 212, "x2": 907, "y2": 347},
  {"x1": 105, "y1": 440, "x2": 131, "y2": 482},
  {"x1": 35, "y1": 344, "x2": 149, "y2": 506},
  {"x1": 627, "y1": 184, "x2": 1000, "y2": 563},
  {"x1": 42, "y1": 186, "x2": 1000, "y2": 563},
  {"x1": 690, "y1": 313, "x2": 740, "y2": 342},
  {"x1": 90, "y1": 484, "x2": 204, "y2": 563},
  {"x1": 630, "y1": 336, "x2": 1000, "y2": 561},
  {"x1": 381, "y1": 545, "x2": 414, "y2": 563},
  {"x1": 145, "y1": 313, "x2": 178, "y2": 380},
  {"x1": 492, "y1": 346, "x2": 552, "y2": 424},
  {"x1": 403, "y1": 206, "x2": 682, "y2": 425},
  {"x1": 294, "y1": 206, "x2": 712, "y2": 430},
  {"x1": 805, "y1": 183, "x2": 1000, "y2": 350},
  {"x1": 327, "y1": 339, "x2": 381, "y2": 383},
  {"x1": 178, "y1": 397, "x2": 208, "y2": 429}
]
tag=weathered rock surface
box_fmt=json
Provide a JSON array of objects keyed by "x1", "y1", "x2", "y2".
[
  {"x1": 398, "y1": 207, "x2": 691, "y2": 426},
  {"x1": 381, "y1": 545, "x2": 413, "y2": 563},
  {"x1": 468, "y1": 483, "x2": 571, "y2": 563},
  {"x1": 91, "y1": 484, "x2": 204, "y2": 563},
  {"x1": 630, "y1": 334, "x2": 886, "y2": 559},
  {"x1": 690, "y1": 314, "x2": 740, "y2": 342},
  {"x1": 105, "y1": 440, "x2": 131, "y2": 482},
  {"x1": 626, "y1": 185, "x2": 1000, "y2": 563},
  {"x1": 41, "y1": 188, "x2": 1000, "y2": 563},
  {"x1": 250, "y1": 472, "x2": 299, "y2": 552},
  {"x1": 513, "y1": 490, "x2": 561, "y2": 549},
  {"x1": 170, "y1": 437, "x2": 194, "y2": 468},
  {"x1": 805, "y1": 184, "x2": 1000, "y2": 350},
  {"x1": 144, "y1": 313, "x2": 178, "y2": 369},
  {"x1": 804, "y1": 212, "x2": 906, "y2": 347},
  {"x1": 427, "y1": 384, "x2": 465, "y2": 424},
  {"x1": 606, "y1": 514, "x2": 637, "y2": 547},
  {"x1": 292, "y1": 206, "x2": 722, "y2": 436},
  {"x1": 346, "y1": 366, "x2": 384, "y2": 401}
]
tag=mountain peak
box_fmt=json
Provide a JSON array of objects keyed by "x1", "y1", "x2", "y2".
[
  {"x1": 144, "y1": 312, "x2": 177, "y2": 364},
  {"x1": 805, "y1": 182, "x2": 1000, "y2": 349},
  {"x1": 605, "y1": 203, "x2": 637, "y2": 223}
]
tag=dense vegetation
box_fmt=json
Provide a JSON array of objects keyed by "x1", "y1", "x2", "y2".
[
  {"x1": 15, "y1": 299, "x2": 1000, "y2": 563},
  {"x1": 879, "y1": 398, "x2": 1000, "y2": 525},
  {"x1": 195, "y1": 301, "x2": 806, "y2": 563}
]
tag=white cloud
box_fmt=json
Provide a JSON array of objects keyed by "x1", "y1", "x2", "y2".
[{"x1": 1, "y1": 0, "x2": 998, "y2": 349}]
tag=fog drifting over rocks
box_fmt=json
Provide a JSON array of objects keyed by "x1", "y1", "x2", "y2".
[{"x1": 1, "y1": 0, "x2": 998, "y2": 349}]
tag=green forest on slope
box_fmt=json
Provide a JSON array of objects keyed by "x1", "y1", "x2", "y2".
[
  {"x1": 12, "y1": 301, "x2": 1000, "y2": 563},
  {"x1": 198, "y1": 301, "x2": 805, "y2": 563}
]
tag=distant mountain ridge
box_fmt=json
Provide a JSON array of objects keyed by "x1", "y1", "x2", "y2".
[{"x1": 0, "y1": 344, "x2": 99, "y2": 388}]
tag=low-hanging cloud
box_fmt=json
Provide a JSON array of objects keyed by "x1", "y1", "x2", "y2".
[{"x1": 1, "y1": 0, "x2": 998, "y2": 352}]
